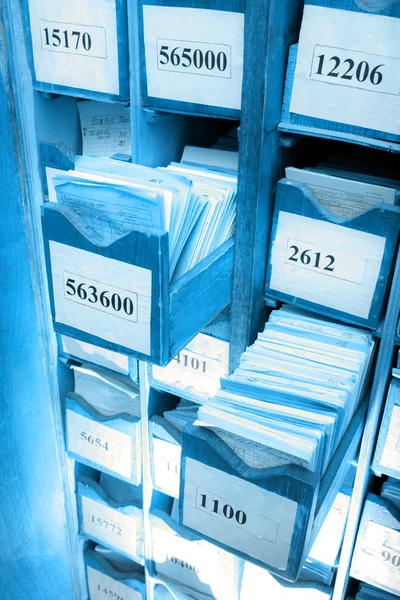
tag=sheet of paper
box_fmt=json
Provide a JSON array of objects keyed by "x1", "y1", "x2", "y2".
[
  {"x1": 61, "y1": 335, "x2": 129, "y2": 375},
  {"x1": 381, "y1": 405, "x2": 400, "y2": 472},
  {"x1": 78, "y1": 101, "x2": 131, "y2": 157},
  {"x1": 27, "y1": 0, "x2": 120, "y2": 94},
  {"x1": 285, "y1": 167, "x2": 396, "y2": 218},
  {"x1": 183, "y1": 459, "x2": 297, "y2": 571},
  {"x1": 87, "y1": 566, "x2": 142, "y2": 600},
  {"x1": 181, "y1": 146, "x2": 239, "y2": 171},
  {"x1": 290, "y1": 6, "x2": 400, "y2": 136},
  {"x1": 50, "y1": 242, "x2": 152, "y2": 355},
  {"x1": 142, "y1": 6, "x2": 244, "y2": 109},
  {"x1": 268, "y1": 211, "x2": 386, "y2": 319},
  {"x1": 67, "y1": 409, "x2": 134, "y2": 478},
  {"x1": 81, "y1": 496, "x2": 138, "y2": 558}
]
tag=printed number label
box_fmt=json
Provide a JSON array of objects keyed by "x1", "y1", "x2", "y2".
[
  {"x1": 285, "y1": 238, "x2": 366, "y2": 284},
  {"x1": 157, "y1": 39, "x2": 231, "y2": 79},
  {"x1": 197, "y1": 490, "x2": 247, "y2": 525},
  {"x1": 40, "y1": 21, "x2": 107, "y2": 58},
  {"x1": 311, "y1": 45, "x2": 400, "y2": 96},
  {"x1": 87, "y1": 566, "x2": 141, "y2": 600},
  {"x1": 167, "y1": 556, "x2": 199, "y2": 573},
  {"x1": 96, "y1": 586, "x2": 123, "y2": 600},
  {"x1": 80, "y1": 430, "x2": 111, "y2": 453},
  {"x1": 173, "y1": 352, "x2": 207, "y2": 373},
  {"x1": 382, "y1": 550, "x2": 400, "y2": 567},
  {"x1": 63, "y1": 272, "x2": 138, "y2": 322},
  {"x1": 90, "y1": 513, "x2": 122, "y2": 536}
]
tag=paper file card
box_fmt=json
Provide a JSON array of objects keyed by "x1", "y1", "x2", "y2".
[
  {"x1": 285, "y1": 167, "x2": 397, "y2": 219},
  {"x1": 78, "y1": 101, "x2": 131, "y2": 157},
  {"x1": 142, "y1": 6, "x2": 244, "y2": 109},
  {"x1": 27, "y1": 0, "x2": 120, "y2": 94},
  {"x1": 290, "y1": 5, "x2": 400, "y2": 136}
]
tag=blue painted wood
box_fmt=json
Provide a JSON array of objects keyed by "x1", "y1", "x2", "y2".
[
  {"x1": 179, "y1": 424, "x2": 319, "y2": 582},
  {"x1": 0, "y1": 11, "x2": 78, "y2": 600},
  {"x1": 265, "y1": 179, "x2": 400, "y2": 329},
  {"x1": 229, "y1": 0, "x2": 303, "y2": 369},
  {"x1": 22, "y1": 0, "x2": 130, "y2": 102},
  {"x1": 41, "y1": 203, "x2": 234, "y2": 365},
  {"x1": 279, "y1": 42, "x2": 400, "y2": 149},
  {"x1": 137, "y1": 0, "x2": 244, "y2": 119},
  {"x1": 372, "y1": 378, "x2": 400, "y2": 479},
  {"x1": 77, "y1": 477, "x2": 145, "y2": 564},
  {"x1": 179, "y1": 400, "x2": 366, "y2": 582},
  {"x1": 169, "y1": 238, "x2": 233, "y2": 357},
  {"x1": 85, "y1": 548, "x2": 146, "y2": 597},
  {"x1": 65, "y1": 393, "x2": 142, "y2": 485},
  {"x1": 39, "y1": 141, "x2": 75, "y2": 198}
]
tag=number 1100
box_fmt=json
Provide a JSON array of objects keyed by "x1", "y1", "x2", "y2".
[{"x1": 199, "y1": 493, "x2": 247, "y2": 525}]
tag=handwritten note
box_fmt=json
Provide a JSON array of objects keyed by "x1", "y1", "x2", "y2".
[{"x1": 78, "y1": 101, "x2": 131, "y2": 157}]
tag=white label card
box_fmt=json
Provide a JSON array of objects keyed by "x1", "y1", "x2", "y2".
[
  {"x1": 152, "y1": 333, "x2": 229, "y2": 398},
  {"x1": 381, "y1": 405, "x2": 400, "y2": 471},
  {"x1": 49, "y1": 242, "x2": 151, "y2": 355},
  {"x1": 152, "y1": 437, "x2": 181, "y2": 498},
  {"x1": 290, "y1": 6, "x2": 400, "y2": 135},
  {"x1": 87, "y1": 566, "x2": 142, "y2": 600},
  {"x1": 28, "y1": 0, "x2": 120, "y2": 94},
  {"x1": 67, "y1": 409, "x2": 133, "y2": 478},
  {"x1": 152, "y1": 527, "x2": 221, "y2": 594},
  {"x1": 354, "y1": 521, "x2": 400, "y2": 593},
  {"x1": 269, "y1": 211, "x2": 386, "y2": 319},
  {"x1": 82, "y1": 496, "x2": 138, "y2": 558},
  {"x1": 183, "y1": 459, "x2": 297, "y2": 570},
  {"x1": 143, "y1": 6, "x2": 244, "y2": 110}
]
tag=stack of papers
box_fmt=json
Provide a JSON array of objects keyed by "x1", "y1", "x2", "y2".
[
  {"x1": 197, "y1": 306, "x2": 374, "y2": 474},
  {"x1": 286, "y1": 149, "x2": 400, "y2": 219},
  {"x1": 72, "y1": 364, "x2": 140, "y2": 417},
  {"x1": 354, "y1": 583, "x2": 400, "y2": 600},
  {"x1": 92, "y1": 544, "x2": 142, "y2": 574},
  {"x1": 50, "y1": 152, "x2": 236, "y2": 281}
]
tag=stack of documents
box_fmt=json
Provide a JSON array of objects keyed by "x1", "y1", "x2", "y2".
[
  {"x1": 197, "y1": 306, "x2": 374, "y2": 474},
  {"x1": 286, "y1": 152, "x2": 400, "y2": 219},
  {"x1": 50, "y1": 152, "x2": 236, "y2": 280},
  {"x1": 353, "y1": 583, "x2": 400, "y2": 600},
  {"x1": 72, "y1": 364, "x2": 140, "y2": 417}
]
